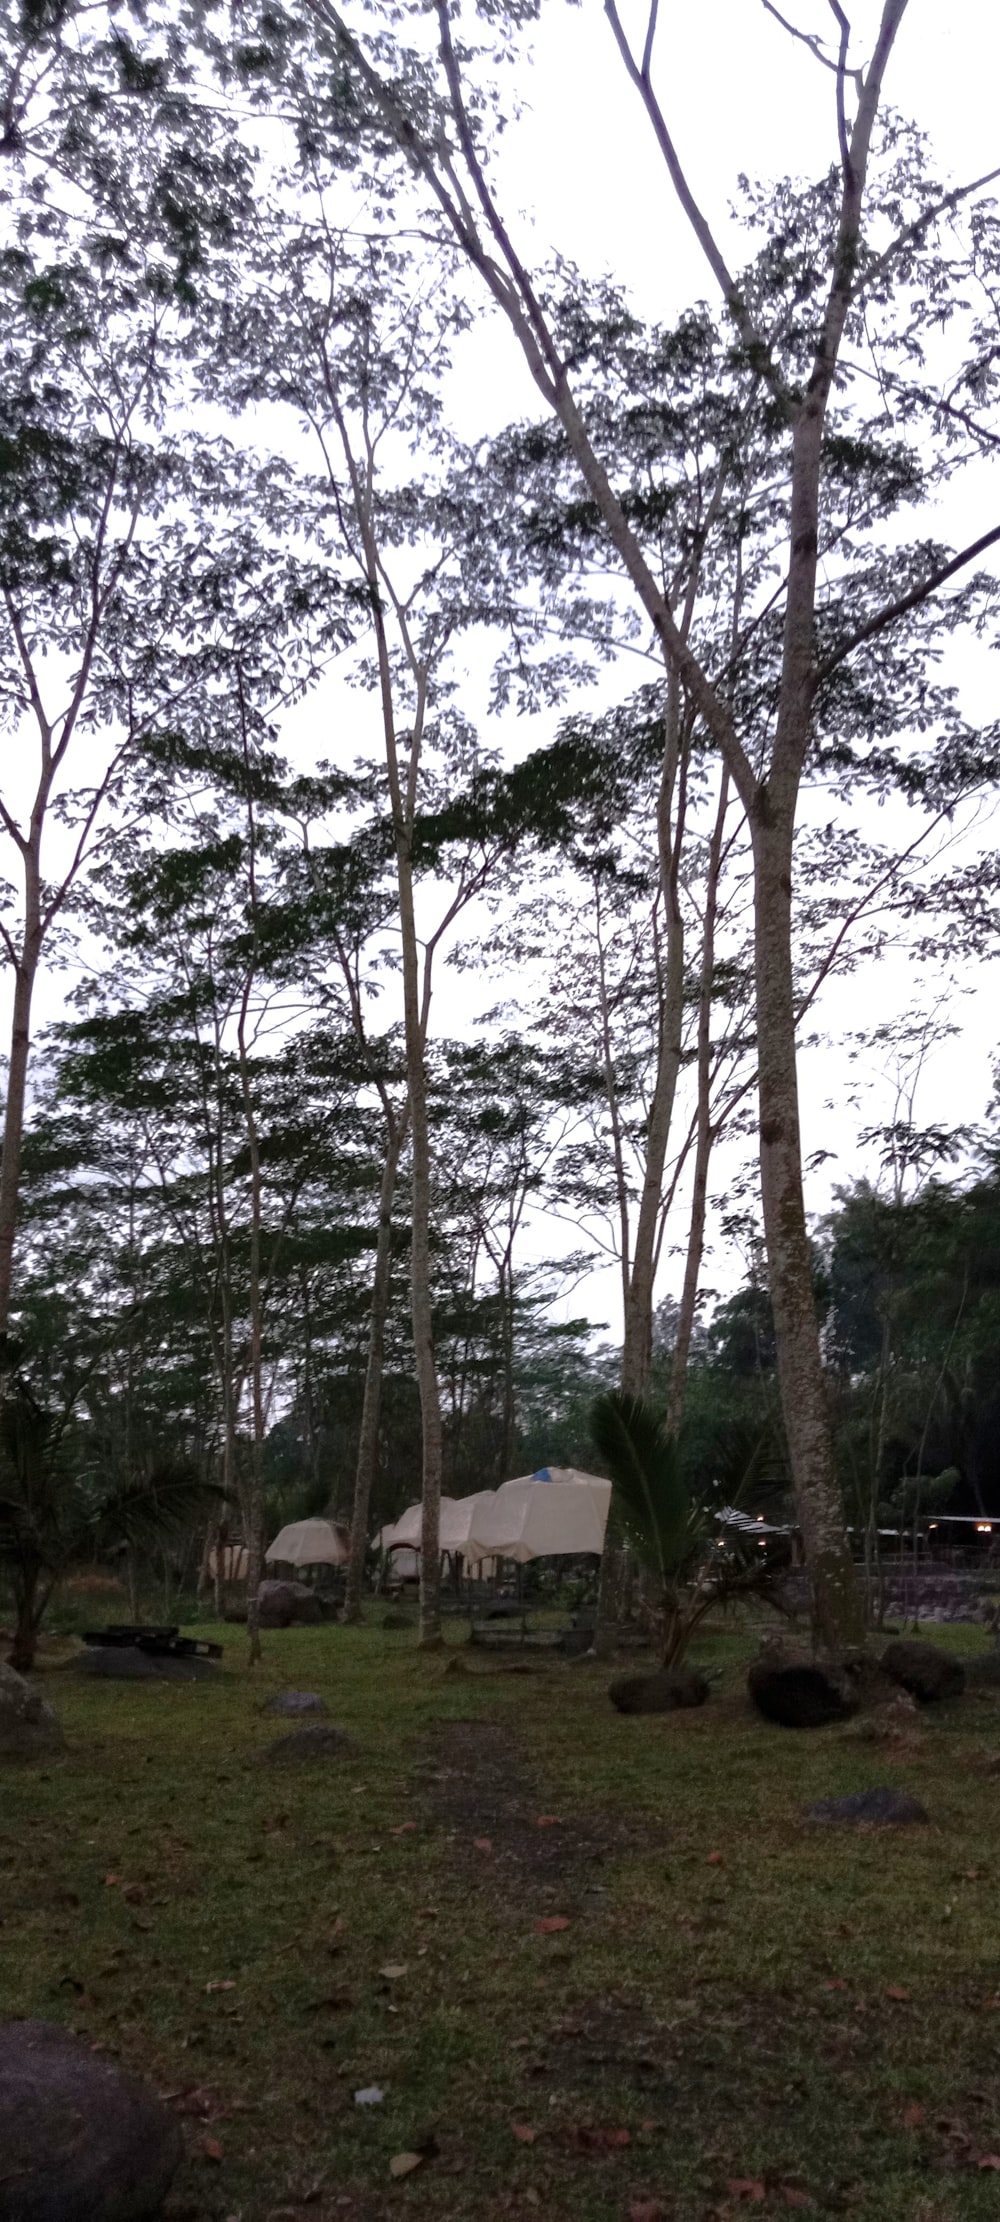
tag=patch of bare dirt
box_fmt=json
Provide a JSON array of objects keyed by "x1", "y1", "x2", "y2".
[{"x1": 413, "y1": 1718, "x2": 653, "y2": 1899}]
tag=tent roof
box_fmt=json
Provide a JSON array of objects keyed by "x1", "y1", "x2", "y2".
[
  {"x1": 265, "y1": 1518, "x2": 349, "y2": 1568},
  {"x1": 465, "y1": 1475, "x2": 611, "y2": 1564},
  {"x1": 382, "y1": 1494, "x2": 496, "y2": 1552}
]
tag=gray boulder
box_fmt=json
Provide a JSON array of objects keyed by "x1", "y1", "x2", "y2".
[
  {"x1": 264, "y1": 1690, "x2": 327, "y2": 1716},
  {"x1": 261, "y1": 1723, "x2": 357, "y2": 1764},
  {"x1": 807, "y1": 1786, "x2": 929, "y2": 1827},
  {"x1": 0, "y1": 1661, "x2": 65, "y2": 1761},
  {"x1": 256, "y1": 1580, "x2": 323, "y2": 1629},
  {"x1": 748, "y1": 1653, "x2": 859, "y2": 1729},
  {"x1": 0, "y1": 2018, "x2": 182, "y2": 2221},
  {"x1": 609, "y1": 1667, "x2": 709, "y2": 1714},
  {"x1": 880, "y1": 1639, "x2": 965, "y2": 1703}
]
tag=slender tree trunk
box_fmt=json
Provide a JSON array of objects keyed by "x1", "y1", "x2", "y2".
[
  {"x1": 344, "y1": 1115, "x2": 405, "y2": 1622},
  {"x1": 594, "y1": 899, "x2": 633, "y2": 1337},
  {"x1": 668, "y1": 767, "x2": 730, "y2": 1432},
  {"x1": 752, "y1": 808, "x2": 864, "y2": 1650},
  {"x1": 400, "y1": 910, "x2": 444, "y2": 1648},
  {"x1": 239, "y1": 1045, "x2": 267, "y2": 1665},
  {"x1": 0, "y1": 934, "x2": 40, "y2": 1350},
  {"x1": 620, "y1": 860, "x2": 685, "y2": 1390},
  {"x1": 599, "y1": 709, "x2": 688, "y2": 1654},
  {"x1": 9, "y1": 1563, "x2": 43, "y2": 1673}
]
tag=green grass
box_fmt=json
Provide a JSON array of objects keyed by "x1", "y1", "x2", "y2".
[{"x1": 5, "y1": 1616, "x2": 1000, "y2": 2221}]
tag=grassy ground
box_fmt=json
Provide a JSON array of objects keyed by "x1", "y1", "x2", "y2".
[{"x1": 4, "y1": 1615, "x2": 1000, "y2": 2222}]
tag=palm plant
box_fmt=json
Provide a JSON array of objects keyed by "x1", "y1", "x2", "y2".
[{"x1": 590, "y1": 1388, "x2": 788, "y2": 1666}]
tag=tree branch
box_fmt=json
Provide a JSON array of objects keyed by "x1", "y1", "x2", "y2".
[
  {"x1": 827, "y1": 0, "x2": 854, "y2": 185},
  {"x1": 817, "y1": 521, "x2": 1000, "y2": 676},
  {"x1": 603, "y1": 0, "x2": 794, "y2": 419},
  {"x1": 850, "y1": 164, "x2": 1000, "y2": 307},
  {"x1": 760, "y1": 0, "x2": 859, "y2": 82}
]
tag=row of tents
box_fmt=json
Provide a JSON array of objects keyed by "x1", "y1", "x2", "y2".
[
  {"x1": 380, "y1": 1466, "x2": 612, "y2": 1566},
  {"x1": 247, "y1": 1466, "x2": 613, "y2": 1581}
]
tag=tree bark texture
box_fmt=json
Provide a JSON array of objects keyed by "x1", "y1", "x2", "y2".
[
  {"x1": 343, "y1": 1116, "x2": 405, "y2": 1622},
  {"x1": 752, "y1": 809, "x2": 864, "y2": 1648},
  {"x1": 0, "y1": 938, "x2": 38, "y2": 1351},
  {"x1": 668, "y1": 766, "x2": 731, "y2": 1433}
]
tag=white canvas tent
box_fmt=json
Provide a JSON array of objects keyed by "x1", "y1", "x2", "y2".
[
  {"x1": 381, "y1": 1493, "x2": 496, "y2": 1555},
  {"x1": 265, "y1": 1518, "x2": 350, "y2": 1569},
  {"x1": 464, "y1": 1469, "x2": 611, "y2": 1564}
]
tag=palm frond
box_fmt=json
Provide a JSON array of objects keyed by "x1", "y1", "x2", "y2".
[
  {"x1": 589, "y1": 1389, "x2": 699, "y2": 1586},
  {"x1": 94, "y1": 1462, "x2": 222, "y2": 1551}
]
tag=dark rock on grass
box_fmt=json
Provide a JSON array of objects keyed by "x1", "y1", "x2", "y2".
[
  {"x1": 806, "y1": 1786, "x2": 929, "y2": 1827},
  {"x1": 256, "y1": 1579, "x2": 324, "y2": 1629},
  {"x1": 264, "y1": 1690, "x2": 327, "y2": 1716},
  {"x1": 880, "y1": 1639, "x2": 965, "y2": 1703},
  {"x1": 0, "y1": 1661, "x2": 65, "y2": 1761},
  {"x1": 261, "y1": 1723, "x2": 357, "y2": 1764},
  {"x1": 609, "y1": 1667, "x2": 709, "y2": 1714},
  {"x1": 71, "y1": 1647, "x2": 219, "y2": 1685},
  {"x1": 748, "y1": 1654, "x2": 859, "y2": 1729},
  {"x1": 0, "y1": 2018, "x2": 182, "y2": 2221}
]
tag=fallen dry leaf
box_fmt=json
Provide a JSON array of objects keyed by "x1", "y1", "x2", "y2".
[
  {"x1": 379, "y1": 1964, "x2": 408, "y2": 1980},
  {"x1": 202, "y1": 2138, "x2": 224, "y2": 2163},
  {"x1": 390, "y1": 1823, "x2": 417, "y2": 1836},
  {"x1": 534, "y1": 1815, "x2": 561, "y2": 1827},
  {"x1": 824, "y1": 1979, "x2": 849, "y2": 1992},
  {"x1": 534, "y1": 1916, "x2": 570, "y2": 1935},
  {"x1": 726, "y1": 2181, "x2": 766, "y2": 2203},
  {"x1": 978, "y1": 2155, "x2": 1000, "y2": 2171},
  {"x1": 629, "y1": 2204, "x2": 665, "y2": 2222},
  {"x1": 903, "y1": 2103, "x2": 925, "y2": 2129},
  {"x1": 706, "y1": 1852, "x2": 724, "y2": 1866},
  {"x1": 885, "y1": 1985, "x2": 910, "y2": 2001},
  {"x1": 781, "y1": 2191, "x2": 812, "y2": 2210},
  {"x1": 103, "y1": 1874, "x2": 123, "y2": 1888},
  {"x1": 573, "y1": 2126, "x2": 630, "y2": 2152},
  {"x1": 205, "y1": 1980, "x2": 237, "y2": 1994},
  {"x1": 513, "y1": 2125, "x2": 537, "y2": 2144},
  {"x1": 473, "y1": 1837, "x2": 493, "y2": 1852},
  {"x1": 389, "y1": 2152, "x2": 423, "y2": 2179}
]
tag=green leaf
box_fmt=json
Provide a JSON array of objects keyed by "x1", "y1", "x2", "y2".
[{"x1": 589, "y1": 1390, "x2": 701, "y2": 1589}]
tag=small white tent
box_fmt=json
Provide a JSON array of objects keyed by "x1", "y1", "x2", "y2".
[
  {"x1": 465, "y1": 1469, "x2": 611, "y2": 1564},
  {"x1": 265, "y1": 1518, "x2": 349, "y2": 1569}
]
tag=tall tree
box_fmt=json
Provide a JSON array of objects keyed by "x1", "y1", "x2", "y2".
[
  {"x1": 0, "y1": 11, "x2": 251, "y2": 1352},
  {"x1": 292, "y1": 0, "x2": 1000, "y2": 1645}
]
